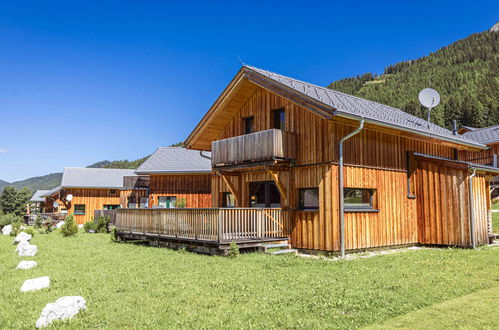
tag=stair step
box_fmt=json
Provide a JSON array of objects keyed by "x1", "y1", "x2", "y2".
[
  {"x1": 269, "y1": 249, "x2": 297, "y2": 255},
  {"x1": 260, "y1": 243, "x2": 290, "y2": 250}
]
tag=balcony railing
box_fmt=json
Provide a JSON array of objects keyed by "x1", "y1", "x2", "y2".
[
  {"x1": 115, "y1": 208, "x2": 290, "y2": 242},
  {"x1": 211, "y1": 129, "x2": 297, "y2": 167},
  {"x1": 123, "y1": 175, "x2": 150, "y2": 189}
]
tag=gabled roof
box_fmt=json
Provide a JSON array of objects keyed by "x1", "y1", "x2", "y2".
[
  {"x1": 135, "y1": 147, "x2": 212, "y2": 174},
  {"x1": 185, "y1": 65, "x2": 486, "y2": 151},
  {"x1": 60, "y1": 167, "x2": 136, "y2": 189},
  {"x1": 30, "y1": 190, "x2": 50, "y2": 202},
  {"x1": 40, "y1": 186, "x2": 62, "y2": 198},
  {"x1": 461, "y1": 125, "x2": 499, "y2": 145}
]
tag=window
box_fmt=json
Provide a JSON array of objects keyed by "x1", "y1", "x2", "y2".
[
  {"x1": 344, "y1": 188, "x2": 375, "y2": 210},
  {"x1": 109, "y1": 189, "x2": 118, "y2": 196},
  {"x1": 272, "y1": 108, "x2": 285, "y2": 130},
  {"x1": 103, "y1": 205, "x2": 120, "y2": 210},
  {"x1": 298, "y1": 188, "x2": 319, "y2": 210},
  {"x1": 139, "y1": 197, "x2": 148, "y2": 208},
  {"x1": 244, "y1": 116, "x2": 255, "y2": 134},
  {"x1": 249, "y1": 181, "x2": 281, "y2": 208},
  {"x1": 127, "y1": 196, "x2": 137, "y2": 209},
  {"x1": 222, "y1": 192, "x2": 235, "y2": 208},
  {"x1": 74, "y1": 204, "x2": 86, "y2": 215},
  {"x1": 158, "y1": 196, "x2": 177, "y2": 208}
]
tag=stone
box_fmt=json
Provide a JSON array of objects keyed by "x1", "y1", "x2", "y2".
[
  {"x1": 77, "y1": 224, "x2": 84, "y2": 229},
  {"x1": 2, "y1": 224, "x2": 12, "y2": 236},
  {"x1": 19, "y1": 244, "x2": 38, "y2": 257},
  {"x1": 55, "y1": 221, "x2": 65, "y2": 229},
  {"x1": 16, "y1": 240, "x2": 30, "y2": 252},
  {"x1": 20, "y1": 276, "x2": 50, "y2": 292},
  {"x1": 36, "y1": 296, "x2": 86, "y2": 328},
  {"x1": 13, "y1": 232, "x2": 32, "y2": 244},
  {"x1": 17, "y1": 261, "x2": 38, "y2": 270}
]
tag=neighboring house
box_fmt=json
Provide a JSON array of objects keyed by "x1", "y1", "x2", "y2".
[
  {"x1": 28, "y1": 190, "x2": 50, "y2": 214},
  {"x1": 42, "y1": 167, "x2": 136, "y2": 224},
  {"x1": 179, "y1": 65, "x2": 497, "y2": 253},
  {"x1": 458, "y1": 124, "x2": 499, "y2": 196},
  {"x1": 134, "y1": 147, "x2": 212, "y2": 208}
]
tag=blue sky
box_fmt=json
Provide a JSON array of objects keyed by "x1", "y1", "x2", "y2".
[{"x1": 0, "y1": 1, "x2": 497, "y2": 182}]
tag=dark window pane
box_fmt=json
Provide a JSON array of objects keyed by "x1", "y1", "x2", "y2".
[
  {"x1": 272, "y1": 109, "x2": 285, "y2": 130},
  {"x1": 139, "y1": 197, "x2": 148, "y2": 208},
  {"x1": 344, "y1": 188, "x2": 374, "y2": 209},
  {"x1": 249, "y1": 181, "x2": 281, "y2": 208},
  {"x1": 222, "y1": 192, "x2": 235, "y2": 208},
  {"x1": 299, "y1": 188, "x2": 319, "y2": 210},
  {"x1": 244, "y1": 117, "x2": 254, "y2": 134},
  {"x1": 127, "y1": 196, "x2": 137, "y2": 209},
  {"x1": 74, "y1": 204, "x2": 86, "y2": 215}
]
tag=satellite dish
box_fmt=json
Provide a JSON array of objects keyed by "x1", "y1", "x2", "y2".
[
  {"x1": 53, "y1": 202, "x2": 59, "y2": 208},
  {"x1": 418, "y1": 88, "x2": 441, "y2": 128},
  {"x1": 66, "y1": 194, "x2": 73, "y2": 202},
  {"x1": 418, "y1": 88, "x2": 440, "y2": 108}
]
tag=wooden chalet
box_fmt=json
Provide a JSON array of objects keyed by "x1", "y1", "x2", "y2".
[
  {"x1": 42, "y1": 167, "x2": 136, "y2": 224},
  {"x1": 115, "y1": 66, "x2": 498, "y2": 255},
  {"x1": 27, "y1": 190, "x2": 50, "y2": 215}
]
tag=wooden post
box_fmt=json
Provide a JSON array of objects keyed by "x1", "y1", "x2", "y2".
[
  {"x1": 493, "y1": 154, "x2": 498, "y2": 168},
  {"x1": 217, "y1": 211, "x2": 222, "y2": 243},
  {"x1": 257, "y1": 209, "x2": 262, "y2": 238}
]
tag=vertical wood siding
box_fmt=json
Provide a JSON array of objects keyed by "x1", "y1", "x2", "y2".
[
  {"x1": 65, "y1": 188, "x2": 121, "y2": 225},
  {"x1": 148, "y1": 174, "x2": 212, "y2": 208}
]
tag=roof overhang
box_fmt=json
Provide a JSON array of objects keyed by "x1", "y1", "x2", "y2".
[
  {"x1": 134, "y1": 170, "x2": 212, "y2": 175},
  {"x1": 414, "y1": 152, "x2": 499, "y2": 174},
  {"x1": 185, "y1": 66, "x2": 486, "y2": 152}
]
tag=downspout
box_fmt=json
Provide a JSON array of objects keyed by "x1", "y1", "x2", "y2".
[
  {"x1": 468, "y1": 168, "x2": 477, "y2": 248},
  {"x1": 339, "y1": 119, "x2": 365, "y2": 258}
]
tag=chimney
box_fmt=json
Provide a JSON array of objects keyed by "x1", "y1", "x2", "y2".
[{"x1": 452, "y1": 120, "x2": 458, "y2": 135}]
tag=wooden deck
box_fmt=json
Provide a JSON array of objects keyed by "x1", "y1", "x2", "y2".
[{"x1": 115, "y1": 208, "x2": 290, "y2": 254}]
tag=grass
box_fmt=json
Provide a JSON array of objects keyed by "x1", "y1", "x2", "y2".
[
  {"x1": 1, "y1": 231, "x2": 499, "y2": 329},
  {"x1": 494, "y1": 212, "x2": 499, "y2": 233},
  {"x1": 365, "y1": 286, "x2": 499, "y2": 329}
]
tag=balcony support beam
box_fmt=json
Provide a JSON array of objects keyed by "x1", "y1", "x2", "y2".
[
  {"x1": 220, "y1": 174, "x2": 240, "y2": 205},
  {"x1": 268, "y1": 170, "x2": 288, "y2": 205}
]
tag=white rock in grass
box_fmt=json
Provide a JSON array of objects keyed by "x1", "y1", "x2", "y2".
[
  {"x1": 17, "y1": 260, "x2": 38, "y2": 270},
  {"x1": 55, "y1": 221, "x2": 65, "y2": 229},
  {"x1": 36, "y1": 296, "x2": 86, "y2": 328},
  {"x1": 13, "y1": 231, "x2": 32, "y2": 244},
  {"x1": 77, "y1": 224, "x2": 84, "y2": 229},
  {"x1": 16, "y1": 240, "x2": 30, "y2": 252},
  {"x1": 20, "y1": 276, "x2": 50, "y2": 292},
  {"x1": 2, "y1": 224, "x2": 12, "y2": 235},
  {"x1": 19, "y1": 244, "x2": 38, "y2": 257}
]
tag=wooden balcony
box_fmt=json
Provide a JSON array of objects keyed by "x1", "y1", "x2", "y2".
[
  {"x1": 211, "y1": 129, "x2": 297, "y2": 168},
  {"x1": 114, "y1": 208, "x2": 290, "y2": 254}
]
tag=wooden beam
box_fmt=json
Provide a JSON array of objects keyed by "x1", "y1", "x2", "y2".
[
  {"x1": 220, "y1": 174, "x2": 240, "y2": 204},
  {"x1": 268, "y1": 170, "x2": 288, "y2": 203}
]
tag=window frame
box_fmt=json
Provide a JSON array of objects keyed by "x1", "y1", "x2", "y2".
[
  {"x1": 74, "y1": 204, "x2": 86, "y2": 215},
  {"x1": 298, "y1": 187, "x2": 320, "y2": 210},
  {"x1": 158, "y1": 196, "x2": 177, "y2": 208},
  {"x1": 221, "y1": 192, "x2": 235, "y2": 208},
  {"x1": 343, "y1": 188, "x2": 378, "y2": 212},
  {"x1": 127, "y1": 196, "x2": 137, "y2": 209}
]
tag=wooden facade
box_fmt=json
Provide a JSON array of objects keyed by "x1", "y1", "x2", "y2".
[
  {"x1": 184, "y1": 72, "x2": 495, "y2": 253},
  {"x1": 147, "y1": 174, "x2": 212, "y2": 208}
]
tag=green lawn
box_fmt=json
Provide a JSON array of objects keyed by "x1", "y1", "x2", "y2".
[
  {"x1": 1, "y1": 231, "x2": 498, "y2": 329},
  {"x1": 493, "y1": 211, "x2": 499, "y2": 233}
]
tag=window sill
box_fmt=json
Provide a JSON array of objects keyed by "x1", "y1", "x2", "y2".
[
  {"x1": 74, "y1": 213, "x2": 86, "y2": 215},
  {"x1": 344, "y1": 208, "x2": 379, "y2": 213}
]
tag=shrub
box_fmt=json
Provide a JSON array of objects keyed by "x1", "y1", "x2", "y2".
[
  {"x1": 96, "y1": 216, "x2": 110, "y2": 233},
  {"x1": 61, "y1": 214, "x2": 78, "y2": 237},
  {"x1": 23, "y1": 227, "x2": 36, "y2": 237},
  {"x1": 34, "y1": 215, "x2": 43, "y2": 228},
  {"x1": 44, "y1": 218, "x2": 53, "y2": 233},
  {"x1": 228, "y1": 240, "x2": 240, "y2": 258},
  {"x1": 9, "y1": 221, "x2": 24, "y2": 236},
  {"x1": 84, "y1": 221, "x2": 98, "y2": 233},
  {"x1": 110, "y1": 225, "x2": 118, "y2": 242},
  {"x1": 173, "y1": 197, "x2": 186, "y2": 208},
  {"x1": 0, "y1": 213, "x2": 22, "y2": 229}
]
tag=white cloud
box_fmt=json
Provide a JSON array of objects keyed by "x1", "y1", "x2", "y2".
[{"x1": 0, "y1": 148, "x2": 9, "y2": 153}]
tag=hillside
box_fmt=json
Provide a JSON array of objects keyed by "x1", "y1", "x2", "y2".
[{"x1": 328, "y1": 23, "x2": 499, "y2": 129}]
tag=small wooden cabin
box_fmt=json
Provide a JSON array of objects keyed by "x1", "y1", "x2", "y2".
[
  {"x1": 43, "y1": 167, "x2": 136, "y2": 224},
  {"x1": 133, "y1": 147, "x2": 212, "y2": 208},
  {"x1": 27, "y1": 190, "x2": 50, "y2": 214},
  {"x1": 181, "y1": 65, "x2": 497, "y2": 252}
]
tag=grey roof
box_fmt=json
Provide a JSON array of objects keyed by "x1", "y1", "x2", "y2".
[
  {"x1": 461, "y1": 125, "x2": 499, "y2": 144},
  {"x1": 244, "y1": 66, "x2": 486, "y2": 149},
  {"x1": 30, "y1": 190, "x2": 50, "y2": 202},
  {"x1": 60, "y1": 167, "x2": 136, "y2": 188},
  {"x1": 40, "y1": 186, "x2": 62, "y2": 198},
  {"x1": 135, "y1": 147, "x2": 212, "y2": 174}
]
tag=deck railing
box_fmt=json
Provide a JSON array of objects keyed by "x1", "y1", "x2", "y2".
[
  {"x1": 211, "y1": 129, "x2": 297, "y2": 167},
  {"x1": 115, "y1": 208, "x2": 290, "y2": 242}
]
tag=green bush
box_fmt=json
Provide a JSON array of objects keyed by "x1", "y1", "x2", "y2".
[
  {"x1": 96, "y1": 216, "x2": 110, "y2": 233},
  {"x1": 0, "y1": 213, "x2": 22, "y2": 229},
  {"x1": 173, "y1": 197, "x2": 187, "y2": 208},
  {"x1": 61, "y1": 214, "x2": 78, "y2": 237},
  {"x1": 23, "y1": 227, "x2": 36, "y2": 237},
  {"x1": 9, "y1": 221, "x2": 24, "y2": 236},
  {"x1": 84, "y1": 221, "x2": 98, "y2": 233},
  {"x1": 110, "y1": 225, "x2": 118, "y2": 242},
  {"x1": 34, "y1": 215, "x2": 43, "y2": 228},
  {"x1": 44, "y1": 218, "x2": 53, "y2": 233},
  {"x1": 228, "y1": 240, "x2": 240, "y2": 258}
]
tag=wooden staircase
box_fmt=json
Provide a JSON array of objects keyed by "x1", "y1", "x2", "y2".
[{"x1": 259, "y1": 241, "x2": 297, "y2": 255}]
